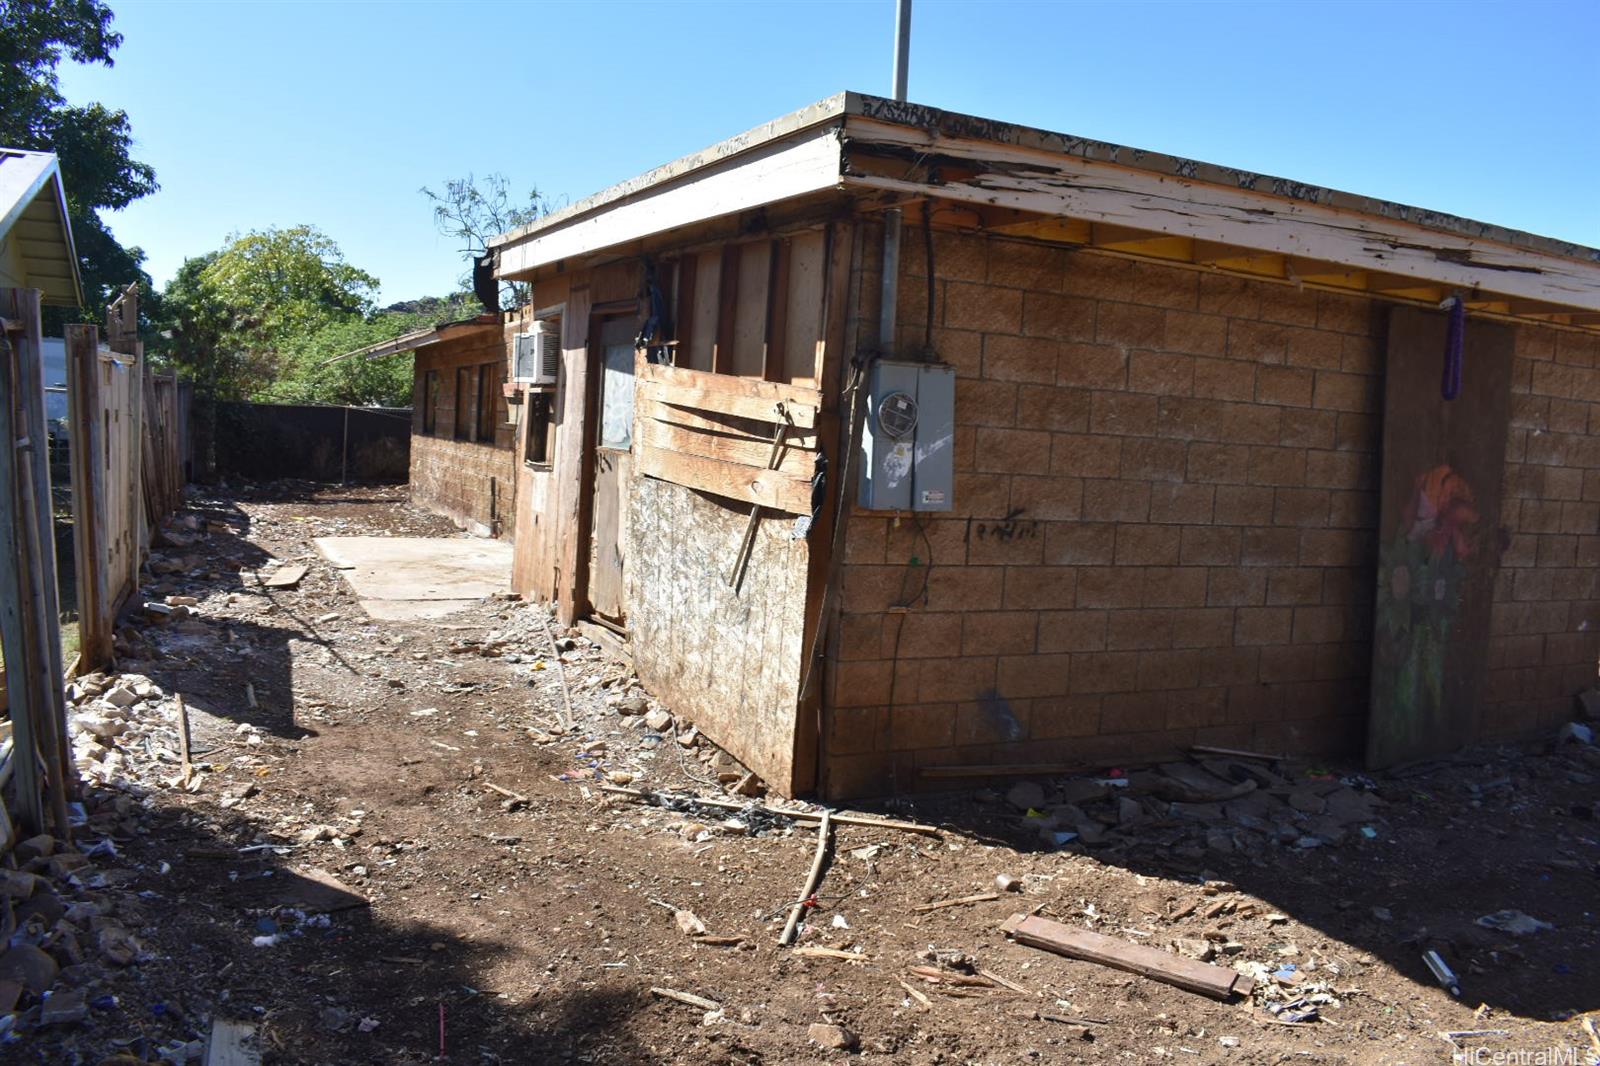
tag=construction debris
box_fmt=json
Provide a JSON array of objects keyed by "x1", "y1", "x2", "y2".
[{"x1": 1002, "y1": 913, "x2": 1256, "y2": 1001}]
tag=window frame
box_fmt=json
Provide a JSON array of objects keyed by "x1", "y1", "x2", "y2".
[
  {"x1": 475, "y1": 360, "x2": 498, "y2": 442},
  {"x1": 453, "y1": 365, "x2": 474, "y2": 441},
  {"x1": 421, "y1": 369, "x2": 439, "y2": 435}
]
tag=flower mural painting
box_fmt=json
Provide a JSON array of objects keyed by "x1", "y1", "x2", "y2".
[
  {"x1": 1375, "y1": 464, "x2": 1480, "y2": 730},
  {"x1": 1402, "y1": 465, "x2": 1479, "y2": 561}
]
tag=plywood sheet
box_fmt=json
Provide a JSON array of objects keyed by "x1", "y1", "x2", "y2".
[
  {"x1": 1367, "y1": 306, "x2": 1513, "y2": 768},
  {"x1": 626, "y1": 476, "x2": 810, "y2": 793}
]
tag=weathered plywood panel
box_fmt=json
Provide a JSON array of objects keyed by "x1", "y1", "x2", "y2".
[
  {"x1": 1367, "y1": 307, "x2": 1513, "y2": 768},
  {"x1": 627, "y1": 476, "x2": 811, "y2": 793}
]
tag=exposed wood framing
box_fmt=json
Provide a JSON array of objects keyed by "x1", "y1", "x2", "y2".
[
  {"x1": 550, "y1": 287, "x2": 593, "y2": 625},
  {"x1": 841, "y1": 116, "x2": 1600, "y2": 316},
  {"x1": 1, "y1": 288, "x2": 73, "y2": 837},
  {"x1": 65, "y1": 324, "x2": 113, "y2": 671}
]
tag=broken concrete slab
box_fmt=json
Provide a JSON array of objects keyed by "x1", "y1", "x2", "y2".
[{"x1": 313, "y1": 536, "x2": 512, "y2": 621}]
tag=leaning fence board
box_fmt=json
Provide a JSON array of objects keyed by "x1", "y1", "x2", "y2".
[
  {"x1": 66, "y1": 325, "x2": 113, "y2": 671},
  {"x1": 636, "y1": 444, "x2": 813, "y2": 515},
  {"x1": 1001, "y1": 913, "x2": 1255, "y2": 1000},
  {"x1": 1, "y1": 287, "x2": 73, "y2": 837},
  {"x1": 0, "y1": 307, "x2": 45, "y2": 835}
]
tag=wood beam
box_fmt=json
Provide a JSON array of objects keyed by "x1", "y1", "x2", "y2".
[{"x1": 843, "y1": 118, "x2": 1600, "y2": 312}]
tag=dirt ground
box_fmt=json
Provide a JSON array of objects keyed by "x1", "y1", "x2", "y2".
[{"x1": 11, "y1": 483, "x2": 1600, "y2": 1065}]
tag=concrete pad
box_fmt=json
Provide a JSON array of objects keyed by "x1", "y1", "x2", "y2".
[{"x1": 313, "y1": 536, "x2": 512, "y2": 621}]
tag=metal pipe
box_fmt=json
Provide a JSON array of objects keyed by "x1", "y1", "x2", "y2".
[
  {"x1": 892, "y1": 0, "x2": 911, "y2": 101},
  {"x1": 879, "y1": 0, "x2": 912, "y2": 356}
]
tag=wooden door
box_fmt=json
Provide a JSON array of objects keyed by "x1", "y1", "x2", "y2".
[{"x1": 587, "y1": 316, "x2": 636, "y2": 625}]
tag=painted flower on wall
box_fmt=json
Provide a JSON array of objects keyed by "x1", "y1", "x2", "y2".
[
  {"x1": 1402, "y1": 465, "x2": 1479, "y2": 562},
  {"x1": 1375, "y1": 464, "x2": 1480, "y2": 731}
]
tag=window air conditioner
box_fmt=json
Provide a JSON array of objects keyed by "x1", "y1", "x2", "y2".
[{"x1": 514, "y1": 319, "x2": 560, "y2": 385}]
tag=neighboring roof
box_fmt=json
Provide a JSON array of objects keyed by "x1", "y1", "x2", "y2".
[
  {"x1": 0, "y1": 149, "x2": 82, "y2": 306},
  {"x1": 491, "y1": 93, "x2": 1600, "y2": 324},
  {"x1": 326, "y1": 314, "x2": 501, "y2": 365}
]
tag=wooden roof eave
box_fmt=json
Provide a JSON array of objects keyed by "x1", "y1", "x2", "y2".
[
  {"x1": 838, "y1": 114, "x2": 1600, "y2": 320},
  {"x1": 0, "y1": 157, "x2": 82, "y2": 307},
  {"x1": 493, "y1": 123, "x2": 849, "y2": 283}
]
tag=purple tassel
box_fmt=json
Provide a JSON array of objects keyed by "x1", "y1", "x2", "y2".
[{"x1": 1441, "y1": 296, "x2": 1465, "y2": 400}]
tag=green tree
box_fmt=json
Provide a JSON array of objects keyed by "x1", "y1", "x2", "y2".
[
  {"x1": 0, "y1": 0, "x2": 158, "y2": 324},
  {"x1": 261, "y1": 298, "x2": 477, "y2": 409},
  {"x1": 421, "y1": 172, "x2": 547, "y2": 307},
  {"x1": 153, "y1": 225, "x2": 379, "y2": 400}
]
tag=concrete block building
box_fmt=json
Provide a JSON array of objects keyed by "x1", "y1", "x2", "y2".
[{"x1": 477, "y1": 93, "x2": 1600, "y2": 798}]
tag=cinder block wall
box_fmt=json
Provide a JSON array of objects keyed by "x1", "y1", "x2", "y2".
[
  {"x1": 823, "y1": 227, "x2": 1596, "y2": 796},
  {"x1": 1488, "y1": 326, "x2": 1600, "y2": 731},
  {"x1": 410, "y1": 333, "x2": 518, "y2": 538}
]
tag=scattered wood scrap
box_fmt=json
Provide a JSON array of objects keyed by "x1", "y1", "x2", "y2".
[
  {"x1": 794, "y1": 946, "x2": 868, "y2": 962},
  {"x1": 485, "y1": 782, "x2": 529, "y2": 810},
  {"x1": 1189, "y1": 744, "x2": 1285, "y2": 762},
  {"x1": 175, "y1": 692, "x2": 193, "y2": 787},
  {"x1": 262, "y1": 564, "x2": 307, "y2": 590},
  {"x1": 907, "y1": 966, "x2": 993, "y2": 987},
  {"x1": 1001, "y1": 913, "x2": 1254, "y2": 1001},
  {"x1": 978, "y1": 967, "x2": 1035, "y2": 995},
  {"x1": 895, "y1": 978, "x2": 931, "y2": 1008},
  {"x1": 204, "y1": 1018, "x2": 261, "y2": 1066},
  {"x1": 650, "y1": 986, "x2": 721, "y2": 1011},
  {"x1": 599, "y1": 784, "x2": 941, "y2": 838},
  {"x1": 780, "y1": 808, "x2": 831, "y2": 946},
  {"x1": 912, "y1": 892, "x2": 1000, "y2": 914}
]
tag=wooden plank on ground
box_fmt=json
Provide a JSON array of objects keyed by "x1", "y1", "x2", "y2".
[
  {"x1": 204, "y1": 1018, "x2": 261, "y2": 1066},
  {"x1": 262, "y1": 564, "x2": 308, "y2": 589},
  {"x1": 636, "y1": 444, "x2": 812, "y2": 516},
  {"x1": 1001, "y1": 913, "x2": 1254, "y2": 1001}
]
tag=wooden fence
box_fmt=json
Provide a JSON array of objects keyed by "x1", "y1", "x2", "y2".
[
  {"x1": 71, "y1": 282, "x2": 185, "y2": 672},
  {"x1": 2, "y1": 287, "x2": 75, "y2": 840},
  {"x1": 1, "y1": 283, "x2": 186, "y2": 847}
]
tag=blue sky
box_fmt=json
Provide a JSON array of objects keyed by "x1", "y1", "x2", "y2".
[{"x1": 57, "y1": 0, "x2": 1600, "y2": 306}]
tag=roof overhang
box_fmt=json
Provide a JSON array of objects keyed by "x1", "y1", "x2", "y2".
[
  {"x1": 490, "y1": 93, "x2": 1600, "y2": 330},
  {"x1": 0, "y1": 149, "x2": 83, "y2": 307},
  {"x1": 326, "y1": 314, "x2": 502, "y2": 365}
]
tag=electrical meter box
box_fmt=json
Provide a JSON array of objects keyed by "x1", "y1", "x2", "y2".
[{"x1": 858, "y1": 360, "x2": 955, "y2": 511}]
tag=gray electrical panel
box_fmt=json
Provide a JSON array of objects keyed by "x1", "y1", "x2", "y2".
[{"x1": 858, "y1": 360, "x2": 955, "y2": 512}]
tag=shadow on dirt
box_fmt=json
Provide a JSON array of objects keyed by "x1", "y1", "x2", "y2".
[
  {"x1": 73, "y1": 792, "x2": 663, "y2": 1064},
  {"x1": 853, "y1": 745, "x2": 1600, "y2": 1023}
]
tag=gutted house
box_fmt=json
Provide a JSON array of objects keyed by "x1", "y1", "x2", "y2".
[
  {"x1": 349, "y1": 314, "x2": 520, "y2": 538},
  {"x1": 486, "y1": 92, "x2": 1600, "y2": 798}
]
